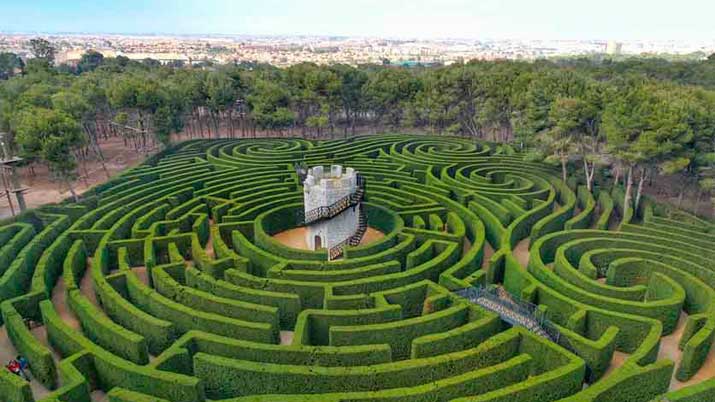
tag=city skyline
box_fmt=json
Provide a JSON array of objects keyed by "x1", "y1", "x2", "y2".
[{"x1": 2, "y1": 0, "x2": 715, "y2": 41}]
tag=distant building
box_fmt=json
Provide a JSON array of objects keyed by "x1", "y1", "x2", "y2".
[
  {"x1": 384, "y1": 59, "x2": 442, "y2": 68},
  {"x1": 55, "y1": 49, "x2": 102, "y2": 66},
  {"x1": 605, "y1": 41, "x2": 623, "y2": 55},
  {"x1": 56, "y1": 48, "x2": 192, "y2": 66}
]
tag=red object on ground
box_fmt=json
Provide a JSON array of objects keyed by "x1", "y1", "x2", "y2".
[{"x1": 6, "y1": 360, "x2": 20, "y2": 373}]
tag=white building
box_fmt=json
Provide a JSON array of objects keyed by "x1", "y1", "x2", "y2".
[
  {"x1": 605, "y1": 41, "x2": 623, "y2": 55},
  {"x1": 302, "y1": 165, "x2": 365, "y2": 258}
]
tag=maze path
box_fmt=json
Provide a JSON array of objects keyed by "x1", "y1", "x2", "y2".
[{"x1": 0, "y1": 135, "x2": 713, "y2": 402}]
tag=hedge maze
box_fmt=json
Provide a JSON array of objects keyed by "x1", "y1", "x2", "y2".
[{"x1": 1, "y1": 134, "x2": 715, "y2": 402}]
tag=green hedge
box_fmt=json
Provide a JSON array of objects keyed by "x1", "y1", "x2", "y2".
[
  {"x1": 329, "y1": 304, "x2": 470, "y2": 360},
  {"x1": 67, "y1": 290, "x2": 149, "y2": 365},
  {"x1": 1, "y1": 294, "x2": 57, "y2": 389},
  {"x1": 184, "y1": 266, "x2": 300, "y2": 330},
  {"x1": 152, "y1": 264, "x2": 280, "y2": 332},
  {"x1": 654, "y1": 378, "x2": 715, "y2": 402},
  {"x1": 0, "y1": 368, "x2": 33, "y2": 402},
  {"x1": 1, "y1": 135, "x2": 712, "y2": 402},
  {"x1": 595, "y1": 191, "x2": 614, "y2": 230},
  {"x1": 107, "y1": 388, "x2": 171, "y2": 402},
  {"x1": 454, "y1": 345, "x2": 584, "y2": 402},
  {"x1": 221, "y1": 355, "x2": 531, "y2": 402},
  {"x1": 93, "y1": 245, "x2": 176, "y2": 354},
  {"x1": 0, "y1": 224, "x2": 35, "y2": 277},
  {"x1": 41, "y1": 350, "x2": 92, "y2": 402},
  {"x1": 125, "y1": 263, "x2": 276, "y2": 343},
  {"x1": 565, "y1": 186, "x2": 595, "y2": 230},
  {"x1": 194, "y1": 329, "x2": 524, "y2": 399},
  {"x1": 40, "y1": 300, "x2": 205, "y2": 402},
  {"x1": 158, "y1": 330, "x2": 392, "y2": 368},
  {"x1": 0, "y1": 214, "x2": 71, "y2": 309}
]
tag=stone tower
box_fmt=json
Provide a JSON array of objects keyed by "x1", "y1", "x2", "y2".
[{"x1": 303, "y1": 165, "x2": 366, "y2": 260}]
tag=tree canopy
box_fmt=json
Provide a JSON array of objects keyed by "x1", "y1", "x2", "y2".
[{"x1": 1, "y1": 42, "x2": 715, "y2": 214}]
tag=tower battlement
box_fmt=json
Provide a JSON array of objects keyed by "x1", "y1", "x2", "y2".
[
  {"x1": 303, "y1": 165, "x2": 357, "y2": 213},
  {"x1": 302, "y1": 165, "x2": 363, "y2": 257}
]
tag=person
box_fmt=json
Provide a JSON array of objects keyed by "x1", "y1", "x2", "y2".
[
  {"x1": 6, "y1": 359, "x2": 27, "y2": 381},
  {"x1": 17, "y1": 356, "x2": 30, "y2": 380}
]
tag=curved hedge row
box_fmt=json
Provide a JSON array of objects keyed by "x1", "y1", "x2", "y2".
[{"x1": 0, "y1": 135, "x2": 712, "y2": 402}]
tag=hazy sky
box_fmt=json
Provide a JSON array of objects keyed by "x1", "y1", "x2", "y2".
[{"x1": 1, "y1": 0, "x2": 714, "y2": 40}]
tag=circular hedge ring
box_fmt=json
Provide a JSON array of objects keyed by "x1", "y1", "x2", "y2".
[{"x1": 0, "y1": 134, "x2": 714, "y2": 402}]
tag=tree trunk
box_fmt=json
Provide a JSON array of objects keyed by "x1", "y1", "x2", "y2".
[
  {"x1": 65, "y1": 177, "x2": 79, "y2": 203},
  {"x1": 343, "y1": 109, "x2": 349, "y2": 137},
  {"x1": 201, "y1": 112, "x2": 208, "y2": 138},
  {"x1": 583, "y1": 159, "x2": 592, "y2": 191},
  {"x1": 694, "y1": 189, "x2": 704, "y2": 215},
  {"x1": 79, "y1": 156, "x2": 90, "y2": 187},
  {"x1": 88, "y1": 123, "x2": 111, "y2": 179},
  {"x1": 561, "y1": 155, "x2": 568, "y2": 183},
  {"x1": 97, "y1": 145, "x2": 110, "y2": 179},
  {"x1": 137, "y1": 110, "x2": 147, "y2": 151},
  {"x1": 677, "y1": 187, "x2": 686, "y2": 207},
  {"x1": 624, "y1": 165, "x2": 633, "y2": 216},
  {"x1": 213, "y1": 112, "x2": 220, "y2": 138},
  {"x1": 634, "y1": 167, "x2": 646, "y2": 214},
  {"x1": 229, "y1": 111, "x2": 235, "y2": 138},
  {"x1": 203, "y1": 112, "x2": 211, "y2": 138}
]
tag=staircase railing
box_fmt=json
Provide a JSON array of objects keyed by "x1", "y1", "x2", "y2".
[
  {"x1": 456, "y1": 285, "x2": 577, "y2": 354},
  {"x1": 328, "y1": 206, "x2": 367, "y2": 260},
  {"x1": 294, "y1": 162, "x2": 308, "y2": 184},
  {"x1": 304, "y1": 174, "x2": 365, "y2": 225}
]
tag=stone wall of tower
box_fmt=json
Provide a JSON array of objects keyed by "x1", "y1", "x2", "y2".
[
  {"x1": 303, "y1": 165, "x2": 360, "y2": 251},
  {"x1": 305, "y1": 204, "x2": 360, "y2": 250},
  {"x1": 303, "y1": 165, "x2": 357, "y2": 215}
]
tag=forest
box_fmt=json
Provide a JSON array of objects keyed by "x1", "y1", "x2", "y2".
[{"x1": 1, "y1": 38, "x2": 714, "y2": 217}]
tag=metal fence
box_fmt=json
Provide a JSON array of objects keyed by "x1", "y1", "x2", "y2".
[
  {"x1": 456, "y1": 285, "x2": 577, "y2": 354},
  {"x1": 303, "y1": 174, "x2": 365, "y2": 225}
]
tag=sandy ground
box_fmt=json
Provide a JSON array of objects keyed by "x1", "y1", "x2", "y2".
[
  {"x1": 272, "y1": 228, "x2": 310, "y2": 250},
  {"x1": 0, "y1": 325, "x2": 54, "y2": 400},
  {"x1": 91, "y1": 390, "x2": 109, "y2": 402},
  {"x1": 280, "y1": 331, "x2": 294, "y2": 345},
  {"x1": 462, "y1": 238, "x2": 472, "y2": 255},
  {"x1": 589, "y1": 309, "x2": 715, "y2": 391},
  {"x1": 50, "y1": 276, "x2": 80, "y2": 331},
  {"x1": 601, "y1": 350, "x2": 630, "y2": 380},
  {"x1": 512, "y1": 239, "x2": 530, "y2": 269},
  {"x1": 132, "y1": 267, "x2": 150, "y2": 286},
  {"x1": 273, "y1": 227, "x2": 385, "y2": 251},
  {"x1": 46, "y1": 263, "x2": 107, "y2": 401},
  {"x1": 0, "y1": 266, "x2": 83, "y2": 401},
  {"x1": 80, "y1": 259, "x2": 100, "y2": 307},
  {"x1": 658, "y1": 312, "x2": 715, "y2": 390},
  {"x1": 1, "y1": 137, "x2": 149, "y2": 219},
  {"x1": 481, "y1": 241, "x2": 493, "y2": 270},
  {"x1": 205, "y1": 223, "x2": 216, "y2": 259}
]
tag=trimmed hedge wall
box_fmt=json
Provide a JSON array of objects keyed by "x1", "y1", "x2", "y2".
[
  {"x1": 40, "y1": 300, "x2": 205, "y2": 402},
  {"x1": 0, "y1": 368, "x2": 33, "y2": 402},
  {"x1": 194, "y1": 329, "x2": 525, "y2": 399},
  {"x1": 0, "y1": 135, "x2": 712, "y2": 402}
]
